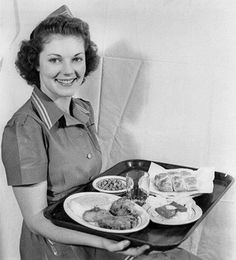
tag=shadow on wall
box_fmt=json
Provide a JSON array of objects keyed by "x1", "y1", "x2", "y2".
[{"x1": 98, "y1": 40, "x2": 151, "y2": 170}]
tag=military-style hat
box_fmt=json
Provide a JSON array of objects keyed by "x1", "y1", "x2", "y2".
[{"x1": 47, "y1": 5, "x2": 73, "y2": 18}]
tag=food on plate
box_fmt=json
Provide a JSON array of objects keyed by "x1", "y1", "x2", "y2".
[
  {"x1": 154, "y1": 173, "x2": 172, "y2": 192},
  {"x1": 170, "y1": 201, "x2": 188, "y2": 212},
  {"x1": 96, "y1": 177, "x2": 126, "y2": 191},
  {"x1": 82, "y1": 197, "x2": 139, "y2": 230},
  {"x1": 97, "y1": 214, "x2": 138, "y2": 230},
  {"x1": 82, "y1": 206, "x2": 112, "y2": 222},
  {"x1": 110, "y1": 197, "x2": 138, "y2": 216},
  {"x1": 154, "y1": 170, "x2": 198, "y2": 192},
  {"x1": 145, "y1": 195, "x2": 200, "y2": 224},
  {"x1": 155, "y1": 201, "x2": 188, "y2": 219},
  {"x1": 155, "y1": 204, "x2": 177, "y2": 219}
]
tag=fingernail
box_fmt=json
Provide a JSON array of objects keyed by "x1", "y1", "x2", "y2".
[{"x1": 124, "y1": 240, "x2": 130, "y2": 246}]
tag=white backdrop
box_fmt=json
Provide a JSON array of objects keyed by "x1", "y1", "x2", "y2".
[{"x1": 1, "y1": 0, "x2": 236, "y2": 259}]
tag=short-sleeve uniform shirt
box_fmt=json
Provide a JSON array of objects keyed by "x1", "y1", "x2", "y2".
[
  {"x1": 2, "y1": 87, "x2": 102, "y2": 202},
  {"x1": 1, "y1": 88, "x2": 123, "y2": 260},
  {"x1": 1, "y1": 88, "x2": 202, "y2": 260}
]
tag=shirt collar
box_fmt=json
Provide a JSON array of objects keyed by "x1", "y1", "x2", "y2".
[
  {"x1": 71, "y1": 99, "x2": 90, "y2": 125},
  {"x1": 31, "y1": 87, "x2": 90, "y2": 129}
]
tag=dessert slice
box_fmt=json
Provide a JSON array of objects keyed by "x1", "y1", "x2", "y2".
[
  {"x1": 155, "y1": 201, "x2": 188, "y2": 219},
  {"x1": 155, "y1": 204, "x2": 177, "y2": 219}
]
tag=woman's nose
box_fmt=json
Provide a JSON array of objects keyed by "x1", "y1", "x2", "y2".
[{"x1": 62, "y1": 61, "x2": 74, "y2": 75}]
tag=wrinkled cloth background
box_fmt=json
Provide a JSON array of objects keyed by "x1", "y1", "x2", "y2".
[{"x1": 0, "y1": 1, "x2": 236, "y2": 259}]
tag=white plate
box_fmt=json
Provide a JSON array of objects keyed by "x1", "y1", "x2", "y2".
[
  {"x1": 64, "y1": 192, "x2": 150, "y2": 234},
  {"x1": 145, "y1": 197, "x2": 202, "y2": 225},
  {"x1": 92, "y1": 175, "x2": 126, "y2": 194}
]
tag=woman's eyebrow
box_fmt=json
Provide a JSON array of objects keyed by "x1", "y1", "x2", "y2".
[
  {"x1": 74, "y1": 52, "x2": 85, "y2": 56},
  {"x1": 47, "y1": 53, "x2": 61, "y2": 57},
  {"x1": 47, "y1": 53, "x2": 84, "y2": 57}
]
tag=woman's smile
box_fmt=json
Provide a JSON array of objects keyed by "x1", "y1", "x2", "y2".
[{"x1": 55, "y1": 77, "x2": 79, "y2": 87}]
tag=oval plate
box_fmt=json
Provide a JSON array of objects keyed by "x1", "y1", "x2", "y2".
[
  {"x1": 64, "y1": 192, "x2": 150, "y2": 234},
  {"x1": 146, "y1": 202, "x2": 202, "y2": 225},
  {"x1": 92, "y1": 175, "x2": 126, "y2": 194}
]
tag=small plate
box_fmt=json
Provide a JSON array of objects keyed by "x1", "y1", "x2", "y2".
[
  {"x1": 92, "y1": 175, "x2": 126, "y2": 194},
  {"x1": 145, "y1": 196, "x2": 202, "y2": 225},
  {"x1": 64, "y1": 192, "x2": 150, "y2": 234}
]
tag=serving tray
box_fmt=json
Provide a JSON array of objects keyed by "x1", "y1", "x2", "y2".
[{"x1": 44, "y1": 159, "x2": 234, "y2": 250}]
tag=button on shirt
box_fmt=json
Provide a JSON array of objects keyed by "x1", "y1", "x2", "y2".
[{"x1": 1, "y1": 87, "x2": 102, "y2": 202}]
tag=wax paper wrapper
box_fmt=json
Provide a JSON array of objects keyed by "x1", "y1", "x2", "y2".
[{"x1": 148, "y1": 162, "x2": 215, "y2": 199}]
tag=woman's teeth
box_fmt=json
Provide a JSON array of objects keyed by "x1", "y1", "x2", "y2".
[{"x1": 56, "y1": 78, "x2": 77, "y2": 86}]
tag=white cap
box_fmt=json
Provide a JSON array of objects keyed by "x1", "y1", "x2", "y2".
[{"x1": 47, "y1": 5, "x2": 73, "y2": 18}]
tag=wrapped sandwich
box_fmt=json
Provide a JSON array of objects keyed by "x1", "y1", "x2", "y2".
[{"x1": 154, "y1": 170, "x2": 198, "y2": 192}]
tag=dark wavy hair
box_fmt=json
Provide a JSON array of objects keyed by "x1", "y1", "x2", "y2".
[{"x1": 15, "y1": 15, "x2": 100, "y2": 88}]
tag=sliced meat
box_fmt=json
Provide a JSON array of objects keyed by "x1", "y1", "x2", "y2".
[{"x1": 82, "y1": 206, "x2": 112, "y2": 222}]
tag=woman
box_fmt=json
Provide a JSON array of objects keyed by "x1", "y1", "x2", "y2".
[{"x1": 1, "y1": 6, "x2": 201, "y2": 260}]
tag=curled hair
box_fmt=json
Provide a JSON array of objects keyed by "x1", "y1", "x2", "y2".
[{"x1": 15, "y1": 15, "x2": 100, "y2": 88}]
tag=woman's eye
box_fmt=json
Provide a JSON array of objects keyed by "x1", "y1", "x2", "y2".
[
  {"x1": 73, "y1": 57, "x2": 83, "y2": 62},
  {"x1": 48, "y1": 58, "x2": 61, "y2": 63}
]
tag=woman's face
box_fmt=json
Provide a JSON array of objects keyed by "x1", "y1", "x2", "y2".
[{"x1": 38, "y1": 35, "x2": 86, "y2": 100}]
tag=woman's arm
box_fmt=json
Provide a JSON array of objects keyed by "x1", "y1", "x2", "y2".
[{"x1": 13, "y1": 181, "x2": 149, "y2": 256}]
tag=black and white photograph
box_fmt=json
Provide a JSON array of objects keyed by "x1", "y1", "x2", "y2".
[{"x1": 0, "y1": 1, "x2": 235, "y2": 259}]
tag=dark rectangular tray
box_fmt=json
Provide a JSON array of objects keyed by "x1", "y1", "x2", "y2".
[{"x1": 44, "y1": 159, "x2": 234, "y2": 250}]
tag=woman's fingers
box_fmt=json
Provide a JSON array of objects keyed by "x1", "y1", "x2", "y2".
[{"x1": 103, "y1": 239, "x2": 130, "y2": 252}]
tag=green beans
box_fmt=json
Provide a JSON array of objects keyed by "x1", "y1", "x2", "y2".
[{"x1": 97, "y1": 178, "x2": 126, "y2": 191}]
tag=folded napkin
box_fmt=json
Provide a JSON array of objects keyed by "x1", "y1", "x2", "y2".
[{"x1": 148, "y1": 162, "x2": 215, "y2": 199}]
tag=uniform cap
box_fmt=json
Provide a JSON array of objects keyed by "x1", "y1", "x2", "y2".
[{"x1": 47, "y1": 5, "x2": 73, "y2": 18}]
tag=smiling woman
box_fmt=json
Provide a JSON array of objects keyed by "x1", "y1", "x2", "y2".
[
  {"x1": 1, "y1": 5, "x2": 203, "y2": 260},
  {"x1": 2, "y1": 7, "x2": 150, "y2": 260}
]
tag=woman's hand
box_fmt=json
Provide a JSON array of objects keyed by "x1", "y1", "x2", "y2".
[{"x1": 101, "y1": 239, "x2": 150, "y2": 256}]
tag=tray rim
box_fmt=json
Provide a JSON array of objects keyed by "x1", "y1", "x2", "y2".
[{"x1": 44, "y1": 159, "x2": 234, "y2": 250}]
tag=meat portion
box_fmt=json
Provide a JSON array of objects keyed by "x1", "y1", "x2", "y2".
[
  {"x1": 110, "y1": 197, "x2": 138, "y2": 216},
  {"x1": 82, "y1": 206, "x2": 112, "y2": 222},
  {"x1": 97, "y1": 214, "x2": 138, "y2": 230},
  {"x1": 82, "y1": 197, "x2": 140, "y2": 230}
]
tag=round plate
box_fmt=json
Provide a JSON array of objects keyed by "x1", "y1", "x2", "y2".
[
  {"x1": 145, "y1": 200, "x2": 202, "y2": 225},
  {"x1": 92, "y1": 175, "x2": 126, "y2": 194},
  {"x1": 64, "y1": 192, "x2": 150, "y2": 234}
]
